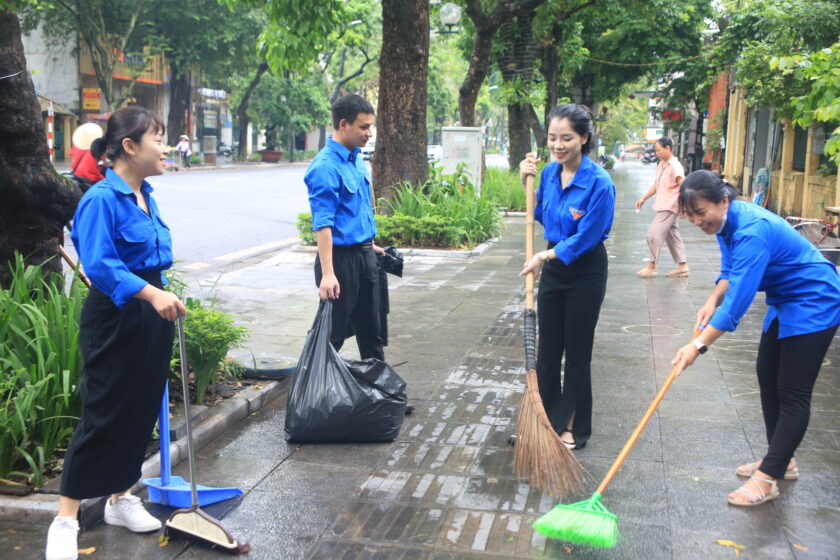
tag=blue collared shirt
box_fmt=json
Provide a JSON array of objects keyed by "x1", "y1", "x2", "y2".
[
  {"x1": 304, "y1": 139, "x2": 377, "y2": 246},
  {"x1": 711, "y1": 200, "x2": 840, "y2": 338},
  {"x1": 535, "y1": 154, "x2": 615, "y2": 264},
  {"x1": 71, "y1": 168, "x2": 173, "y2": 308}
]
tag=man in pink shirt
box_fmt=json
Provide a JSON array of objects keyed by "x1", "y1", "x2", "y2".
[{"x1": 635, "y1": 137, "x2": 689, "y2": 277}]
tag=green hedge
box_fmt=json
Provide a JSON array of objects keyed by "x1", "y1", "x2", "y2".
[
  {"x1": 297, "y1": 213, "x2": 471, "y2": 249},
  {"x1": 298, "y1": 164, "x2": 504, "y2": 249},
  {"x1": 483, "y1": 168, "x2": 525, "y2": 212}
]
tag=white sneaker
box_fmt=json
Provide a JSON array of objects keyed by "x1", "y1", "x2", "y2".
[
  {"x1": 103, "y1": 494, "x2": 162, "y2": 532},
  {"x1": 45, "y1": 516, "x2": 79, "y2": 560}
]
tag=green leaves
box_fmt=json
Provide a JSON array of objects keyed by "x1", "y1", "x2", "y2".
[
  {"x1": 229, "y1": 0, "x2": 347, "y2": 74},
  {"x1": 0, "y1": 254, "x2": 86, "y2": 488},
  {"x1": 774, "y1": 42, "x2": 840, "y2": 164},
  {"x1": 173, "y1": 298, "x2": 248, "y2": 404}
]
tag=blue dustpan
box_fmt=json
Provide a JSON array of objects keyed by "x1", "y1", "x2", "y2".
[{"x1": 144, "y1": 385, "x2": 243, "y2": 508}]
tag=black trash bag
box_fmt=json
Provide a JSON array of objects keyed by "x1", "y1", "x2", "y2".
[{"x1": 284, "y1": 300, "x2": 407, "y2": 443}]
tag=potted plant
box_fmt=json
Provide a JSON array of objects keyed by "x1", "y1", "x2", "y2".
[{"x1": 257, "y1": 125, "x2": 283, "y2": 162}]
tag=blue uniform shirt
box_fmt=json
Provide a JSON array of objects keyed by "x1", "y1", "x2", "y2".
[
  {"x1": 304, "y1": 139, "x2": 377, "y2": 246},
  {"x1": 710, "y1": 200, "x2": 840, "y2": 338},
  {"x1": 535, "y1": 154, "x2": 616, "y2": 265},
  {"x1": 71, "y1": 168, "x2": 173, "y2": 308}
]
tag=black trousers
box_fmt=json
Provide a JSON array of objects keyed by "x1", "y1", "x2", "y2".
[
  {"x1": 756, "y1": 318, "x2": 838, "y2": 479},
  {"x1": 61, "y1": 272, "x2": 174, "y2": 500},
  {"x1": 536, "y1": 242, "x2": 608, "y2": 447},
  {"x1": 315, "y1": 244, "x2": 384, "y2": 361}
]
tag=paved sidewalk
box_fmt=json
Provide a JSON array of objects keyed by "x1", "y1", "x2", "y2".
[{"x1": 3, "y1": 162, "x2": 838, "y2": 559}]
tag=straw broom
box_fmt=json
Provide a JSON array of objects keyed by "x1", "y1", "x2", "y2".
[
  {"x1": 533, "y1": 330, "x2": 703, "y2": 547},
  {"x1": 512, "y1": 170, "x2": 584, "y2": 499}
]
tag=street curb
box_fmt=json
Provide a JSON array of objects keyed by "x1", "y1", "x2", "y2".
[
  {"x1": 0, "y1": 377, "x2": 291, "y2": 528},
  {"x1": 290, "y1": 237, "x2": 500, "y2": 259},
  {"x1": 166, "y1": 160, "x2": 311, "y2": 174}
]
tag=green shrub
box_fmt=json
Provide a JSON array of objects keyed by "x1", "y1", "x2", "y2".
[
  {"x1": 296, "y1": 212, "x2": 317, "y2": 245},
  {"x1": 380, "y1": 165, "x2": 502, "y2": 247},
  {"x1": 174, "y1": 298, "x2": 248, "y2": 404},
  {"x1": 295, "y1": 165, "x2": 503, "y2": 249},
  {"x1": 0, "y1": 254, "x2": 85, "y2": 488},
  {"x1": 483, "y1": 168, "x2": 525, "y2": 211}
]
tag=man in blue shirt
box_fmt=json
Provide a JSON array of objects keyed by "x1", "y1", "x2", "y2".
[{"x1": 304, "y1": 94, "x2": 386, "y2": 360}]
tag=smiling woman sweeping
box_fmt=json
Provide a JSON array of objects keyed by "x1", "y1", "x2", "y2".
[
  {"x1": 671, "y1": 170, "x2": 840, "y2": 507},
  {"x1": 45, "y1": 107, "x2": 186, "y2": 560},
  {"x1": 518, "y1": 104, "x2": 616, "y2": 451}
]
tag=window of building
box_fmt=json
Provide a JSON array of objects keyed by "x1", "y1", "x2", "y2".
[{"x1": 792, "y1": 125, "x2": 808, "y2": 172}]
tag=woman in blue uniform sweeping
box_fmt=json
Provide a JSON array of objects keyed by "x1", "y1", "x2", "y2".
[
  {"x1": 519, "y1": 104, "x2": 616, "y2": 450},
  {"x1": 671, "y1": 170, "x2": 840, "y2": 507},
  {"x1": 46, "y1": 107, "x2": 186, "y2": 560}
]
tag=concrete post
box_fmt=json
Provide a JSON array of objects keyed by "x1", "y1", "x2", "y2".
[
  {"x1": 802, "y1": 125, "x2": 818, "y2": 216},
  {"x1": 778, "y1": 119, "x2": 794, "y2": 215}
]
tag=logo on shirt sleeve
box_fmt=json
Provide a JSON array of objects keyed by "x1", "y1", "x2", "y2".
[{"x1": 569, "y1": 207, "x2": 586, "y2": 220}]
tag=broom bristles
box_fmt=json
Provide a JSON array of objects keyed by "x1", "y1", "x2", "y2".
[
  {"x1": 532, "y1": 493, "x2": 619, "y2": 548},
  {"x1": 513, "y1": 369, "x2": 585, "y2": 498}
]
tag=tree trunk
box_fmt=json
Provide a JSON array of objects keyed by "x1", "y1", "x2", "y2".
[
  {"x1": 507, "y1": 103, "x2": 532, "y2": 169},
  {"x1": 458, "y1": 27, "x2": 494, "y2": 127},
  {"x1": 373, "y1": 0, "x2": 429, "y2": 201},
  {"x1": 318, "y1": 124, "x2": 327, "y2": 150},
  {"x1": 526, "y1": 104, "x2": 545, "y2": 149},
  {"x1": 166, "y1": 63, "x2": 191, "y2": 145},
  {"x1": 236, "y1": 61, "x2": 268, "y2": 159},
  {"x1": 0, "y1": 10, "x2": 80, "y2": 286},
  {"x1": 541, "y1": 35, "x2": 559, "y2": 125},
  {"x1": 497, "y1": 11, "x2": 539, "y2": 168},
  {"x1": 458, "y1": 0, "x2": 548, "y2": 127},
  {"x1": 571, "y1": 72, "x2": 595, "y2": 108}
]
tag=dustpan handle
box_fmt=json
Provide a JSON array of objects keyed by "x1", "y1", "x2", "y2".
[
  {"x1": 177, "y1": 314, "x2": 199, "y2": 508},
  {"x1": 595, "y1": 329, "x2": 702, "y2": 495}
]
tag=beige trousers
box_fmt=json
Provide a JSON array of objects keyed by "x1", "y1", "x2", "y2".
[{"x1": 647, "y1": 210, "x2": 686, "y2": 264}]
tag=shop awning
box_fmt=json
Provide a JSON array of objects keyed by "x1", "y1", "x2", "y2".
[{"x1": 38, "y1": 95, "x2": 76, "y2": 116}]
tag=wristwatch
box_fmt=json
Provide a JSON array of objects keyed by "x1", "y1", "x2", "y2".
[{"x1": 692, "y1": 338, "x2": 708, "y2": 354}]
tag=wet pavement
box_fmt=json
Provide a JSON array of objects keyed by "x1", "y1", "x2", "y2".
[{"x1": 4, "y1": 161, "x2": 839, "y2": 559}]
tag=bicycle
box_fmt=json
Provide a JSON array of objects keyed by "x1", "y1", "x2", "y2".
[{"x1": 785, "y1": 215, "x2": 837, "y2": 246}]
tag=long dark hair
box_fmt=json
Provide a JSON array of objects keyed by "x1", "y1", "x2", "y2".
[
  {"x1": 679, "y1": 170, "x2": 738, "y2": 214},
  {"x1": 90, "y1": 107, "x2": 165, "y2": 162},
  {"x1": 546, "y1": 104, "x2": 594, "y2": 154}
]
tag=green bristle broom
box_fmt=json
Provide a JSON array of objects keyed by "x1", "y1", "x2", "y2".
[{"x1": 533, "y1": 330, "x2": 701, "y2": 547}]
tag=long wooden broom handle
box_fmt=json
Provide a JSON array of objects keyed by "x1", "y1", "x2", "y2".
[
  {"x1": 594, "y1": 329, "x2": 702, "y2": 495},
  {"x1": 525, "y1": 169, "x2": 536, "y2": 312},
  {"x1": 59, "y1": 245, "x2": 92, "y2": 288}
]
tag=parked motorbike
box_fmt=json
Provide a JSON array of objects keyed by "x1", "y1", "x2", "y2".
[
  {"x1": 217, "y1": 141, "x2": 233, "y2": 157},
  {"x1": 640, "y1": 150, "x2": 658, "y2": 165}
]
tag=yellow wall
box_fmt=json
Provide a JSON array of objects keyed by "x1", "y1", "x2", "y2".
[{"x1": 724, "y1": 92, "x2": 837, "y2": 217}]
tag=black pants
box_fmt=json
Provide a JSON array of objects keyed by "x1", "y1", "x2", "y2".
[
  {"x1": 315, "y1": 244, "x2": 384, "y2": 360},
  {"x1": 536, "y1": 242, "x2": 608, "y2": 447},
  {"x1": 61, "y1": 272, "x2": 174, "y2": 500},
  {"x1": 756, "y1": 318, "x2": 838, "y2": 479}
]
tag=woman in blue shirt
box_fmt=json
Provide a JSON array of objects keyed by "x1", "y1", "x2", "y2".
[
  {"x1": 46, "y1": 108, "x2": 186, "y2": 560},
  {"x1": 672, "y1": 170, "x2": 840, "y2": 508},
  {"x1": 519, "y1": 104, "x2": 616, "y2": 450}
]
